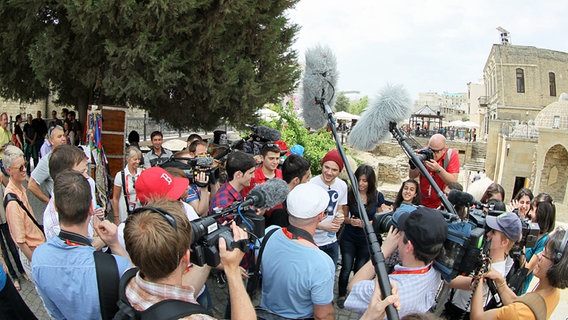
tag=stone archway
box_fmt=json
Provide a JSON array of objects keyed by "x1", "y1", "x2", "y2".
[{"x1": 539, "y1": 144, "x2": 568, "y2": 203}]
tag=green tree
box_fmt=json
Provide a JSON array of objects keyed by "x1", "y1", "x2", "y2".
[
  {"x1": 261, "y1": 101, "x2": 341, "y2": 175},
  {"x1": 0, "y1": 1, "x2": 300, "y2": 130},
  {"x1": 349, "y1": 96, "x2": 368, "y2": 115},
  {"x1": 334, "y1": 92, "x2": 349, "y2": 112}
]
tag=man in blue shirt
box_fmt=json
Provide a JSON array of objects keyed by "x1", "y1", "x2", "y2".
[{"x1": 33, "y1": 171, "x2": 131, "y2": 320}]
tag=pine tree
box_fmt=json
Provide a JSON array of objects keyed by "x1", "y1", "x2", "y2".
[{"x1": 0, "y1": 1, "x2": 301, "y2": 130}]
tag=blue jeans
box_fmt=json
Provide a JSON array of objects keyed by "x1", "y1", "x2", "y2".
[
  {"x1": 338, "y1": 237, "x2": 370, "y2": 297},
  {"x1": 318, "y1": 241, "x2": 339, "y2": 267}
]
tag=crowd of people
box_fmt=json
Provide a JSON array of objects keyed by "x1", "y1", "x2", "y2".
[{"x1": 0, "y1": 119, "x2": 566, "y2": 320}]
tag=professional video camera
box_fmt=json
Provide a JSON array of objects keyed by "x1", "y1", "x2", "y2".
[
  {"x1": 509, "y1": 216, "x2": 540, "y2": 260},
  {"x1": 160, "y1": 156, "x2": 220, "y2": 187},
  {"x1": 190, "y1": 178, "x2": 289, "y2": 267},
  {"x1": 190, "y1": 201, "x2": 265, "y2": 267}
]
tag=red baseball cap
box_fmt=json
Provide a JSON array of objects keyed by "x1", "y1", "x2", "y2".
[{"x1": 135, "y1": 167, "x2": 189, "y2": 203}]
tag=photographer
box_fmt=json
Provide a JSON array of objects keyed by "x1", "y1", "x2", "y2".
[
  {"x1": 121, "y1": 199, "x2": 255, "y2": 320},
  {"x1": 345, "y1": 207, "x2": 447, "y2": 317},
  {"x1": 520, "y1": 199, "x2": 555, "y2": 294},
  {"x1": 471, "y1": 228, "x2": 568, "y2": 320},
  {"x1": 409, "y1": 134, "x2": 459, "y2": 208},
  {"x1": 443, "y1": 211, "x2": 521, "y2": 319},
  {"x1": 184, "y1": 139, "x2": 219, "y2": 217}
]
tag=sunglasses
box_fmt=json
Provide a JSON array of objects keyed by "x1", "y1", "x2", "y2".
[
  {"x1": 130, "y1": 206, "x2": 177, "y2": 230},
  {"x1": 11, "y1": 162, "x2": 27, "y2": 172},
  {"x1": 429, "y1": 146, "x2": 445, "y2": 153}
]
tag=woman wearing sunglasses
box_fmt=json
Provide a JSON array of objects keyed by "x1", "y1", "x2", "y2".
[
  {"x1": 471, "y1": 228, "x2": 568, "y2": 320},
  {"x1": 2, "y1": 145, "x2": 45, "y2": 282}
]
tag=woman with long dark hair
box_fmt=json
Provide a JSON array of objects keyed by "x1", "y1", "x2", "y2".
[
  {"x1": 520, "y1": 195, "x2": 555, "y2": 294},
  {"x1": 337, "y1": 164, "x2": 386, "y2": 308}
]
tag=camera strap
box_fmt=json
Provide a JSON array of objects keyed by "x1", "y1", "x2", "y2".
[
  {"x1": 283, "y1": 225, "x2": 315, "y2": 245},
  {"x1": 390, "y1": 262, "x2": 432, "y2": 275},
  {"x1": 58, "y1": 230, "x2": 92, "y2": 247}
]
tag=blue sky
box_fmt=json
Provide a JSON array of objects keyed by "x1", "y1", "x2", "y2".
[{"x1": 287, "y1": 0, "x2": 568, "y2": 100}]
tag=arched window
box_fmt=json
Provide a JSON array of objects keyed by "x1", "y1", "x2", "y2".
[
  {"x1": 549, "y1": 72, "x2": 556, "y2": 96},
  {"x1": 516, "y1": 68, "x2": 525, "y2": 93}
]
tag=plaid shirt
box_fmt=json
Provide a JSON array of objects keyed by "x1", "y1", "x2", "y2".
[
  {"x1": 208, "y1": 182, "x2": 254, "y2": 270},
  {"x1": 209, "y1": 182, "x2": 242, "y2": 215},
  {"x1": 125, "y1": 270, "x2": 214, "y2": 319}
]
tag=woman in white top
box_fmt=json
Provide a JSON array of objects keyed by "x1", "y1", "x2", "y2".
[{"x1": 112, "y1": 146, "x2": 143, "y2": 224}]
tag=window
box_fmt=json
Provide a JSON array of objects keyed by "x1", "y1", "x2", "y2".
[
  {"x1": 553, "y1": 116, "x2": 560, "y2": 129},
  {"x1": 549, "y1": 72, "x2": 556, "y2": 96},
  {"x1": 516, "y1": 68, "x2": 525, "y2": 93}
]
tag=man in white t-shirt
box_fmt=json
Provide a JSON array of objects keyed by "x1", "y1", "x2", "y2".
[{"x1": 309, "y1": 149, "x2": 346, "y2": 266}]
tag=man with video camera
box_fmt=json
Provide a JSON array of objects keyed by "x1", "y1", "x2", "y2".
[
  {"x1": 345, "y1": 207, "x2": 448, "y2": 317},
  {"x1": 118, "y1": 199, "x2": 255, "y2": 320},
  {"x1": 443, "y1": 211, "x2": 522, "y2": 319},
  {"x1": 409, "y1": 134, "x2": 460, "y2": 208}
]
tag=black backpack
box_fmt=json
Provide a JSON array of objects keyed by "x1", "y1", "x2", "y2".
[{"x1": 113, "y1": 268, "x2": 211, "y2": 320}]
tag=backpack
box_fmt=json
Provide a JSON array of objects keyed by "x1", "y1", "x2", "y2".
[
  {"x1": 443, "y1": 148, "x2": 454, "y2": 171},
  {"x1": 113, "y1": 268, "x2": 210, "y2": 320}
]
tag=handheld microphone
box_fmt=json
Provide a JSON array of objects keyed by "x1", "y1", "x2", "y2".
[
  {"x1": 253, "y1": 125, "x2": 281, "y2": 142},
  {"x1": 241, "y1": 178, "x2": 289, "y2": 209},
  {"x1": 349, "y1": 84, "x2": 412, "y2": 150},
  {"x1": 301, "y1": 45, "x2": 338, "y2": 129}
]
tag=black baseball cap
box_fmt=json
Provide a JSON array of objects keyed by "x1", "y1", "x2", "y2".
[{"x1": 398, "y1": 207, "x2": 448, "y2": 253}]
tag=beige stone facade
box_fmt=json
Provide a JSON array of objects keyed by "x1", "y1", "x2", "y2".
[{"x1": 482, "y1": 44, "x2": 568, "y2": 122}]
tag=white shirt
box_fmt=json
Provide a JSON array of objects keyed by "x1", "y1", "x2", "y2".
[
  {"x1": 43, "y1": 177, "x2": 97, "y2": 239},
  {"x1": 113, "y1": 166, "x2": 143, "y2": 222},
  {"x1": 309, "y1": 175, "x2": 348, "y2": 247}
]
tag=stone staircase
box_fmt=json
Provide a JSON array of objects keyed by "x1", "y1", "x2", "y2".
[{"x1": 464, "y1": 142, "x2": 487, "y2": 172}]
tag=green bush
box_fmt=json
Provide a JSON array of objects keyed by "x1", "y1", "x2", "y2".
[{"x1": 260, "y1": 102, "x2": 346, "y2": 175}]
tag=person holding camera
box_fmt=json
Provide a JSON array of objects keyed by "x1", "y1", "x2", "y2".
[
  {"x1": 258, "y1": 183, "x2": 336, "y2": 320},
  {"x1": 143, "y1": 131, "x2": 172, "y2": 168},
  {"x1": 520, "y1": 198, "x2": 555, "y2": 294},
  {"x1": 471, "y1": 228, "x2": 568, "y2": 320},
  {"x1": 119, "y1": 199, "x2": 255, "y2": 320},
  {"x1": 443, "y1": 211, "x2": 522, "y2": 319},
  {"x1": 345, "y1": 207, "x2": 448, "y2": 317},
  {"x1": 185, "y1": 139, "x2": 219, "y2": 217},
  {"x1": 409, "y1": 134, "x2": 460, "y2": 208}
]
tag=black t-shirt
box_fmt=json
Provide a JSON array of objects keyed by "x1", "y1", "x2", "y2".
[{"x1": 23, "y1": 123, "x2": 36, "y2": 141}]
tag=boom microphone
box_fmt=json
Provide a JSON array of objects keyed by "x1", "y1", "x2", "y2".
[
  {"x1": 253, "y1": 125, "x2": 281, "y2": 142},
  {"x1": 349, "y1": 84, "x2": 412, "y2": 151},
  {"x1": 448, "y1": 190, "x2": 476, "y2": 207},
  {"x1": 301, "y1": 45, "x2": 338, "y2": 129},
  {"x1": 241, "y1": 178, "x2": 289, "y2": 209}
]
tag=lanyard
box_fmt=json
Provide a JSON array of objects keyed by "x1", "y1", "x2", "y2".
[
  {"x1": 282, "y1": 225, "x2": 315, "y2": 245},
  {"x1": 58, "y1": 230, "x2": 92, "y2": 247},
  {"x1": 391, "y1": 262, "x2": 433, "y2": 275}
]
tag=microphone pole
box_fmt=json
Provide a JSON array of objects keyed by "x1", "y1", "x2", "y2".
[
  {"x1": 388, "y1": 122, "x2": 457, "y2": 217},
  {"x1": 315, "y1": 86, "x2": 399, "y2": 320}
]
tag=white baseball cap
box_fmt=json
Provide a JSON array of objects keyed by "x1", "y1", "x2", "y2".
[{"x1": 287, "y1": 183, "x2": 329, "y2": 219}]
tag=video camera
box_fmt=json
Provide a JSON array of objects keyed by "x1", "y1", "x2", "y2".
[
  {"x1": 190, "y1": 201, "x2": 265, "y2": 267},
  {"x1": 160, "y1": 156, "x2": 220, "y2": 187}
]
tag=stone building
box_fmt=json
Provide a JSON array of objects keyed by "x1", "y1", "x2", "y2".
[
  {"x1": 492, "y1": 94, "x2": 568, "y2": 203},
  {"x1": 483, "y1": 44, "x2": 568, "y2": 190}
]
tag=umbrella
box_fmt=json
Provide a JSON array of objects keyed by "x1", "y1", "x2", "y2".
[
  {"x1": 462, "y1": 121, "x2": 480, "y2": 128},
  {"x1": 335, "y1": 111, "x2": 360, "y2": 121},
  {"x1": 256, "y1": 108, "x2": 279, "y2": 121}
]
